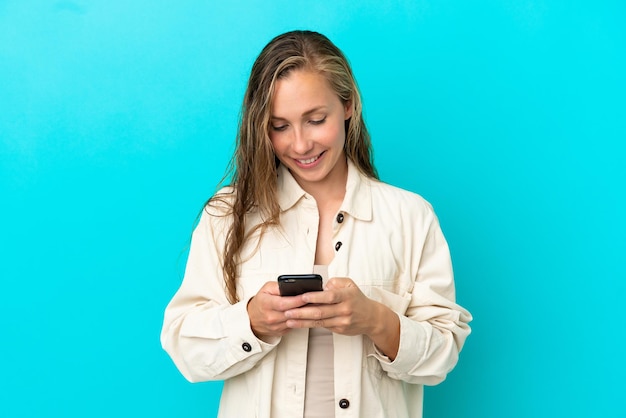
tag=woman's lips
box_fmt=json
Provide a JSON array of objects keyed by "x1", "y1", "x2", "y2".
[{"x1": 294, "y1": 151, "x2": 325, "y2": 167}]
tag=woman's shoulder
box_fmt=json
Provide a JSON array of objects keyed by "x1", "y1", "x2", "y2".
[
  {"x1": 202, "y1": 186, "x2": 236, "y2": 217},
  {"x1": 367, "y1": 178, "x2": 436, "y2": 219},
  {"x1": 193, "y1": 187, "x2": 236, "y2": 239}
]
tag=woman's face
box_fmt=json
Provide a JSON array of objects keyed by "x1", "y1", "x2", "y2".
[{"x1": 269, "y1": 69, "x2": 352, "y2": 194}]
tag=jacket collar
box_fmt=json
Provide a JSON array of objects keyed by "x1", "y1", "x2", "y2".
[{"x1": 276, "y1": 159, "x2": 373, "y2": 221}]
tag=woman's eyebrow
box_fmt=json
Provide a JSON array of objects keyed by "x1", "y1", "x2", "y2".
[{"x1": 271, "y1": 106, "x2": 328, "y2": 120}]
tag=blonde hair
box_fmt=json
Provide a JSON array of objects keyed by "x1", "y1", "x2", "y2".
[{"x1": 211, "y1": 30, "x2": 377, "y2": 303}]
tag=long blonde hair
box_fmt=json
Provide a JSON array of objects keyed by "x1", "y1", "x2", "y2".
[{"x1": 210, "y1": 30, "x2": 378, "y2": 303}]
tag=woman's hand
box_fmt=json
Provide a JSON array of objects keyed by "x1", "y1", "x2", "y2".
[
  {"x1": 247, "y1": 281, "x2": 309, "y2": 342},
  {"x1": 284, "y1": 277, "x2": 401, "y2": 360}
]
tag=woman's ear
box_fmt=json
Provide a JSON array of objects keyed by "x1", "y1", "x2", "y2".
[{"x1": 344, "y1": 100, "x2": 353, "y2": 120}]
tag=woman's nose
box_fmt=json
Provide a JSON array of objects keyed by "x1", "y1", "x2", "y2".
[{"x1": 291, "y1": 128, "x2": 313, "y2": 154}]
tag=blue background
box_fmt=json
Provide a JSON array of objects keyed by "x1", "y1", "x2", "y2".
[{"x1": 1, "y1": 1, "x2": 624, "y2": 417}]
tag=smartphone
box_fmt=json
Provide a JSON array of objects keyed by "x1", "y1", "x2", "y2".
[{"x1": 277, "y1": 274, "x2": 323, "y2": 296}]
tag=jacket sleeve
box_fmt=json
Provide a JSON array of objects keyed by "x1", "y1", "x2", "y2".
[
  {"x1": 160, "y1": 208, "x2": 279, "y2": 383},
  {"x1": 371, "y1": 206, "x2": 472, "y2": 385}
]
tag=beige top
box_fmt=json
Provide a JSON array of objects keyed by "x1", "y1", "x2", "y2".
[
  {"x1": 304, "y1": 265, "x2": 335, "y2": 418},
  {"x1": 161, "y1": 160, "x2": 472, "y2": 418}
]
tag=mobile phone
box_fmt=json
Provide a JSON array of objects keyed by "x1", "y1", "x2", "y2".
[{"x1": 277, "y1": 274, "x2": 323, "y2": 296}]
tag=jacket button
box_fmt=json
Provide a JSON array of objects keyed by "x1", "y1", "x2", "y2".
[
  {"x1": 335, "y1": 241, "x2": 342, "y2": 251},
  {"x1": 242, "y1": 342, "x2": 252, "y2": 352},
  {"x1": 339, "y1": 398, "x2": 350, "y2": 409},
  {"x1": 336, "y1": 212, "x2": 344, "y2": 223}
]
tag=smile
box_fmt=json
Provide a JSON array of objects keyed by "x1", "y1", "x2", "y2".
[
  {"x1": 298, "y1": 155, "x2": 320, "y2": 164},
  {"x1": 295, "y1": 151, "x2": 325, "y2": 166}
]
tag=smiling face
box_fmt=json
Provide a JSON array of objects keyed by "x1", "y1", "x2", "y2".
[{"x1": 269, "y1": 69, "x2": 353, "y2": 196}]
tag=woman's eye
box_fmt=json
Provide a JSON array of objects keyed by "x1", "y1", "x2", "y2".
[
  {"x1": 309, "y1": 117, "x2": 326, "y2": 125},
  {"x1": 271, "y1": 124, "x2": 288, "y2": 132}
]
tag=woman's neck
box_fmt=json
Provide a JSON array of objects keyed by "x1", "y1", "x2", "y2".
[{"x1": 297, "y1": 158, "x2": 348, "y2": 207}]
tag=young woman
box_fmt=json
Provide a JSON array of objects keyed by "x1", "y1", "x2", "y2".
[{"x1": 161, "y1": 30, "x2": 471, "y2": 418}]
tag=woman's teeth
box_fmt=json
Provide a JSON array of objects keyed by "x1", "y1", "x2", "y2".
[{"x1": 298, "y1": 155, "x2": 319, "y2": 164}]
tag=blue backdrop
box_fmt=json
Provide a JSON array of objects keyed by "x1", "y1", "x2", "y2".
[{"x1": 1, "y1": 1, "x2": 624, "y2": 417}]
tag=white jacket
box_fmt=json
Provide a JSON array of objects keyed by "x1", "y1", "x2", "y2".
[{"x1": 161, "y1": 161, "x2": 472, "y2": 417}]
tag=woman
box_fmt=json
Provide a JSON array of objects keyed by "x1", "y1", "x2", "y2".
[{"x1": 161, "y1": 30, "x2": 471, "y2": 418}]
